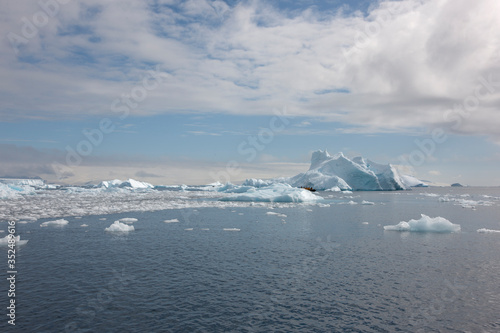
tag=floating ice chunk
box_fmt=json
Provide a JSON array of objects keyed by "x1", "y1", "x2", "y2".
[
  {"x1": 201, "y1": 228, "x2": 210, "y2": 231},
  {"x1": 220, "y1": 184, "x2": 321, "y2": 203},
  {"x1": 362, "y1": 222, "x2": 369, "y2": 225},
  {"x1": 361, "y1": 200, "x2": 375, "y2": 205},
  {"x1": 184, "y1": 228, "x2": 194, "y2": 231},
  {"x1": 105, "y1": 221, "x2": 134, "y2": 233},
  {"x1": 99, "y1": 218, "x2": 107, "y2": 221},
  {"x1": 317, "y1": 203, "x2": 330, "y2": 208},
  {"x1": 40, "y1": 219, "x2": 69, "y2": 227},
  {"x1": 384, "y1": 214, "x2": 460, "y2": 233},
  {"x1": 266, "y1": 212, "x2": 287, "y2": 218},
  {"x1": 80, "y1": 224, "x2": 89, "y2": 227},
  {"x1": 0, "y1": 235, "x2": 28, "y2": 246},
  {"x1": 119, "y1": 218, "x2": 138, "y2": 224},
  {"x1": 477, "y1": 228, "x2": 500, "y2": 233},
  {"x1": 223, "y1": 228, "x2": 240, "y2": 231},
  {"x1": 163, "y1": 218, "x2": 179, "y2": 223},
  {"x1": 420, "y1": 193, "x2": 439, "y2": 197}
]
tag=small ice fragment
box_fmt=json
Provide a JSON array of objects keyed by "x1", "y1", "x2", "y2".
[
  {"x1": 223, "y1": 228, "x2": 240, "y2": 231},
  {"x1": 184, "y1": 228, "x2": 194, "y2": 231},
  {"x1": 361, "y1": 200, "x2": 375, "y2": 205},
  {"x1": 201, "y1": 228, "x2": 210, "y2": 231},
  {"x1": 40, "y1": 219, "x2": 69, "y2": 227},
  {"x1": 362, "y1": 222, "x2": 369, "y2": 225},
  {"x1": 80, "y1": 224, "x2": 89, "y2": 227},
  {"x1": 163, "y1": 218, "x2": 180, "y2": 223},
  {"x1": 99, "y1": 218, "x2": 107, "y2": 221}
]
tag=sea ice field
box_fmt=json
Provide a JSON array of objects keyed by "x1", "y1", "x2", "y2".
[{"x1": 1, "y1": 182, "x2": 500, "y2": 332}]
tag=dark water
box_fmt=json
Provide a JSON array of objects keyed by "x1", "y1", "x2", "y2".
[{"x1": 1, "y1": 187, "x2": 500, "y2": 332}]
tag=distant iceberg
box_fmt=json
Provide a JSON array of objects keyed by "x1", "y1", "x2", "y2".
[
  {"x1": 97, "y1": 178, "x2": 154, "y2": 190},
  {"x1": 384, "y1": 214, "x2": 460, "y2": 233},
  {"x1": 275, "y1": 150, "x2": 411, "y2": 191}
]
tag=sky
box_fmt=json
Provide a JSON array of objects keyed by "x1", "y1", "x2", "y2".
[{"x1": 0, "y1": 0, "x2": 499, "y2": 186}]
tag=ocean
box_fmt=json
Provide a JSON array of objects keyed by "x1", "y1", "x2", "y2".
[{"x1": 1, "y1": 187, "x2": 500, "y2": 332}]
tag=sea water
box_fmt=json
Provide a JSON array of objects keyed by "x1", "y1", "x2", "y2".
[{"x1": 1, "y1": 187, "x2": 499, "y2": 332}]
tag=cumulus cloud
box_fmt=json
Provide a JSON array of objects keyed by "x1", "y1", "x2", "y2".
[{"x1": 1, "y1": 0, "x2": 499, "y2": 142}]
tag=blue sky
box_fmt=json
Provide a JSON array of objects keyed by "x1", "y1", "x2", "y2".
[{"x1": 1, "y1": 0, "x2": 500, "y2": 185}]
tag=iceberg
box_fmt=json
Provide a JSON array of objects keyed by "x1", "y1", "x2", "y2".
[
  {"x1": 220, "y1": 183, "x2": 322, "y2": 203},
  {"x1": 384, "y1": 214, "x2": 460, "y2": 233},
  {"x1": 96, "y1": 179, "x2": 154, "y2": 191},
  {"x1": 105, "y1": 221, "x2": 135, "y2": 233},
  {"x1": 283, "y1": 150, "x2": 408, "y2": 191}
]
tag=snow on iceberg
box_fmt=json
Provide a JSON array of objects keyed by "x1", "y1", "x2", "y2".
[
  {"x1": 40, "y1": 219, "x2": 69, "y2": 227},
  {"x1": 0, "y1": 235, "x2": 28, "y2": 247},
  {"x1": 284, "y1": 150, "x2": 409, "y2": 191},
  {"x1": 384, "y1": 214, "x2": 460, "y2": 233},
  {"x1": 105, "y1": 221, "x2": 135, "y2": 233},
  {"x1": 220, "y1": 183, "x2": 322, "y2": 203}
]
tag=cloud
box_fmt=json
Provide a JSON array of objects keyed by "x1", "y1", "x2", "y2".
[
  {"x1": 135, "y1": 170, "x2": 162, "y2": 178},
  {"x1": 1, "y1": 0, "x2": 500, "y2": 143}
]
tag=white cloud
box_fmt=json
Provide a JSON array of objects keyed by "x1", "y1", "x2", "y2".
[{"x1": 1, "y1": 0, "x2": 500, "y2": 142}]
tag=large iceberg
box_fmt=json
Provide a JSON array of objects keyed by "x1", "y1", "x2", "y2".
[{"x1": 283, "y1": 150, "x2": 408, "y2": 191}]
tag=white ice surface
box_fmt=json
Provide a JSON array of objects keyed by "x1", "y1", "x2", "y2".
[{"x1": 384, "y1": 214, "x2": 460, "y2": 233}]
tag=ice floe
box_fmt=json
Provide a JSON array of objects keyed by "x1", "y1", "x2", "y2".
[
  {"x1": 105, "y1": 221, "x2": 135, "y2": 233},
  {"x1": 163, "y1": 218, "x2": 180, "y2": 223},
  {"x1": 223, "y1": 228, "x2": 240, "y2": 231},
  {"x1": 384, "y1": 214, "x2": 460, "y2": 233},
  {"x1": 40, "y1": 219, "x2": 69, "y2": 227},
  {"x1": 119, "y1": 217, "x2": 138, "y2": 224},
  {"x1": 476, "y1": 228, "x2": 500, "y2": 233}
]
